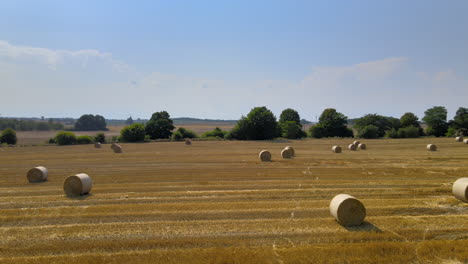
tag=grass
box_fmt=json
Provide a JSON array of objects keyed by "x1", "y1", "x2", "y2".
[{"x1": 0, "y1": 138, "x2": 467, "y2": 263}]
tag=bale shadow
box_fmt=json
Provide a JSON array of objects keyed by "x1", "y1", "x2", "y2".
[
  {"x1": 344, "y1": 221, "x2": 382, "y2": 232},
  {"x1": 65, "y1": 193, "x2": 93, "y2": 200}
]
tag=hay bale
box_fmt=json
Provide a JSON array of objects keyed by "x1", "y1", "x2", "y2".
[
  {"x1": 27, "y1": 166, "x2": 48, "y2": 183},
  {"x1": 452, "y1": 178, "x2": 468, "y2": 203},
  {"x1": 427, "y1": 144, "x2": 437, "y2": 151},
  {"x1": 353, "y1": 140, "x2": 360, "y2": 146},
  {"x1": 348, "y1": 144, "x2": 356, "y2": 151},
  {"x1": 94, "y1": 142, "x2": 102, "y2": 148},
  {"x1": 63, "y1": 173, "x2": 92, "y2": 197},
  {"x1": 358, "y1": 143, "x2": 367, "y2": 150},
  {"x1": 455, "y1": 137, "x2": 463, "y2": 142},
  {"x1": 259, "y1": 150, "x2": 271, "y2": 162},
  {"x1": 111, "y1": 143, "x2": 122, "y2": 153},
  {"x1": 185, "y1": 138, "x2": 192, "y2": 145},
  {"x1": 464, "y1": 139, "x2": 468, "y2": 144},
  {"x1": 332, "y1": 146, "x2": 342, "y2": 153},
  {"x1": 285, "y1": 146, "x2": 295, "y2": 156},
  {"x1": 281, "y1": 148, "x2": 293, "y2": 159},
  {"x1": 329, "y1": 194, "x2": 366, "y2": 226}
]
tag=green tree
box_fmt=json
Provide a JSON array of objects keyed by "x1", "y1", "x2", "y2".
[
  {"x1": 278, "y1": 108, "x2": 305, "y2": 139},
  {"x1": 279, "y1": 108, "x2": 301, "y2": 125},
  {"x1": 228, "y1": 107, "x2": 279, "y2": 140},
  {"x1": 422, "y1": 106, "x2": 448, "y2": 137},
  {"x1": 145, "y1": 111, "x2": 175, "y2": 139},
  {"x1": 354, "y1": 114, "x2": 400, "y2": 137},
  {"x1": 74, "y1": 114, "x2": 107, "y2": 131},
  {"x1": 172, "y1": 127, "x2": 198, "y2": 141},
  {"x1": 0, "y1": 128, "x2": 17, "y2": 145},
  {"x1": 121, "y1": 123, "x2": 146, "y2": 142},
  {"x1": 309, "y1": 108, "x2": 353, "y2": 138},
  {"x1": 400, "y1": 112, "x2": 423, "y2": 136},
  {"x1": 451, "y1": 107, "x2": 468, "y2": 136}
]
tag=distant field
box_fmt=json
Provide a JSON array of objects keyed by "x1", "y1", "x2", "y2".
[
  {"x1": 14, "y1": 123, "x2": 235, "y2": 145},
  {"x1": 0, "y1": 138, "x2": 467, "y2": 263}
]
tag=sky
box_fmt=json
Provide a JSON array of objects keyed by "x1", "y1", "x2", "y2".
[{"x1": 0, "y1": 0, "x2": 467, "y2": 121}]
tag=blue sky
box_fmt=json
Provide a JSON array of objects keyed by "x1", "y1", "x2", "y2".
[{"x1": 0, "y1": 0, "x2": 467, "y2": 120}]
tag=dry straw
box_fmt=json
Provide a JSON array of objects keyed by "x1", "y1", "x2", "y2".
[
  {"x1": 111, "y1": 143, "x2": 123, "y2": 153},
  {"x1": 63, "y1": 173, "x2": 92, "y2": 197},
  {"x1": 332, "y1": 146, "x2": 342, "y2": 153},
  {"x1": 259, "y1": 150, "x2": 271, "y2": 162},
  {"x1": 284, "y1": 146, "x2": 295, "y2": 156},
  {"x1": 353, "y1": 140, "x2": 360, "y2": 146},
  {"x1": 452, "y1": 178, "x2": 468, "y2": 202},
  {"x1": 94, "y1": 142, "x2": 102, "y2": 148},
  {"x1": 27, "y1": 166, "x2": 48, "y2": 183},
  {"x1": 455, "y1": 137, "x2": 463, "y2": 142},
  {"x1": 358, "y1": 143, "x2": 367, "y2": 150},
  {"x1": 427, "y1": 144, "x2": 437, "y2": 151},
  {"x1": 329, "y1": 194, "x2": 366, "y2": 226},
  {"x1": 185, "y1": 138, "x2": 192, "y2": 145},
  {"x1": 281, "y1": 148, "x2": 293, "y2": 159},
  {"x1": 348, "y1": 144, "x2": 357, "y2": 151},
  {"x1": 464, "y1": 139, "x2": 468, "y2": 144}
]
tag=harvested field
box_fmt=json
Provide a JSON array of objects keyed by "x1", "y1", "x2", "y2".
[{"x1": 0, "y1": 138, "x2": 467, "y2": 263}]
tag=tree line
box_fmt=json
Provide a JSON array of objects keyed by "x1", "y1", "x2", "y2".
[{"x1": 116, "y1": 106, "x2": 468, "y2": 142}]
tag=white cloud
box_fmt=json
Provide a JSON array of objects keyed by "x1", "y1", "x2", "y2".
[{"x1": 0, "y1": 40, "x2": 466, "y2": 119}]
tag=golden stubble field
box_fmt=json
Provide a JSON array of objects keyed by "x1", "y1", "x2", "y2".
[{"x1": 0, "y1": 138, "x2": 467, "y2": 263}]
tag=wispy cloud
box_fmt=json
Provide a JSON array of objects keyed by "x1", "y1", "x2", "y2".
[{"x1": 0, "y1": 40, "x2": 466, "y2": 119}]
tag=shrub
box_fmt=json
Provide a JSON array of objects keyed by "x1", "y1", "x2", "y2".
[
  {"x1": 446, "y1": 127, "x2": 457, "y2": 137},
  {"x1": 48, "y1": 137, "x2": 56, "y2": 144},
  {"x1": 202, "y1": 127, "x2": 227, "y2": 138},
  {"x1": 280, "y1": 121, "x2": 305, "y2": 139},
  {"x1": 397, "y1": 126, "x2": 420, "y2": 138},
  {"x1": 76, "y1": 135, "x2": 93, "y2": 144},
  {"x1": 94, "y1": 132, "x2": 106, "y2": 143},
  {"x1": 172, "y1": 131, "x2": 184, "y2": 141},
  {"x1": 54, "y1": 131, "x2": 77, "y2": 145},
  {"x1": 0, "y1": 128, "x2": 17, "y2": 145},
  {"x1": 309, "y1": 124, "x2": 326, "y2": 138},
  {"x1": 357, "y1": 125, "x2": 379, "y2": 139},
  {"x1": 384, "y1": 128, "x2": 399, "y2": 138},
  {"x1": 120, "y1": 123, "x2": 146, "y2": 142},
  {"x1": 172, "y1": 127, "x2": 197, "y2": 141}
]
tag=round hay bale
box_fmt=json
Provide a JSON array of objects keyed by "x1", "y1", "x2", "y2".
[
  {"x1": 464, "y1": 139, "x2": 468, "y2": 144},
  {"x1": 281, "y1": 148, "x2": 293, "y2": 159},
  {"x1": 348, "y1": 144, "x2": 356, "y2": 151},
  {"x1": 111, "y1": 143, "x2": 122, "y2": 153},
  {"x1": 353, "y1": 140, "x2": 360, "y2": 146},
  {"x1": 332, "y1": 146, "x2": 342, "y2": 153},
  {"x1": 27, "y1": 166, "x2": 48, "y2": 183},
  {"x1": 427, "y1": 144, "x2": 437, "y2": 151},
  {"x1": 452, "y1": 178, "x2": 468, "y2": 203},
  {"x1": 285, "y1": 146, "x2": 295, "y2": 156},
  {"x1": 185, "y1": 138, "x2": 192, "y2": 145},
  {"x1": 63, "y1": 173, "x2": 92, "y2": 197},
  {"x1": 259, "y1": 150, "x2": 271, "y2": 162},
  {"x1": 94, "y1": 142, "x2": 102, "y2": 148},
  {"x1": 329, "y1": 194, "x2": 366, "y2": 226},
  {"x1": 455, "y1": 136, "x2": 463, "y2": 142},
  {"x1": 358, "y1": 143, "x2": 367, "y2": 150}
]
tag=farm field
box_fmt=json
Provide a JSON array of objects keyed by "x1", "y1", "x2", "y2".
[
  {"x1": 14, "y1": 123, "x2": 235, "y2": 145},
  {"x1": 0, "y1": 138, "x2": 467, "y2": 263}
]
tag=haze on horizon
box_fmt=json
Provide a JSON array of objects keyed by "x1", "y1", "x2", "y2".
[{"x1": 0, "y1": 0, "x2": 467, "y2": 121}]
